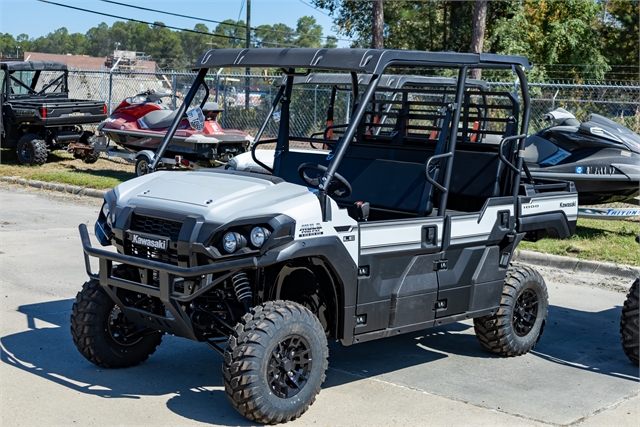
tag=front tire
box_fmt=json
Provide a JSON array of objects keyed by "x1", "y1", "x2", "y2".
[
  {"x1": 223, "y1": 301, "x2": 328, "y2": 424},
  {"x1": 474, "y1": 264, "x2": 549, "y2": 356},
  {"x1": 70, "y1": 279, "x2": 163, "y2": 368},
  {"x1": 621, "y1": 278, "x2": 639, "y2": 365},
  {"x1": 16, "y1": 136, "x2": 48, "y2": 165}
]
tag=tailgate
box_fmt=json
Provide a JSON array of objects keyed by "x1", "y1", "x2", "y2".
[
  {"x1": 10, "y1": 99, "x2": 107, "y2": 126},
  {"x1": 41, "y1": 99, "x2": 107, "y2": 125}
]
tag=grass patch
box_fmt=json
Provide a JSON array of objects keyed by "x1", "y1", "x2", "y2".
[
  {"x1": 0, "y1": 148, "x2": 133, "y2": 189},
  {"x1": 520, "y1": 218, "x2": 640, "y2": 266}
]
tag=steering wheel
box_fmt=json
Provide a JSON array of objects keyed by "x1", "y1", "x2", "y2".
[{"x1": 298, "y1": 163, "x2": 352, "y2": 198}]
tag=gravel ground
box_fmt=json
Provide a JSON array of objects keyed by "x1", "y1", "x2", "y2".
[{"x1": 533, "y1": 265, "x2": 635, "y2": 294}]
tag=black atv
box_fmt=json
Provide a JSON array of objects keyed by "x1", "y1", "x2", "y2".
[{"x1": 0, "y1": 60, "x2": 107, "y2": 165}]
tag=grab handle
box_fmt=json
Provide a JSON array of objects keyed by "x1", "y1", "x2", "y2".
[
  {"x1": 424, "y1": 152, "x2": 453, "y2": 193},
  {"x1": 498, "y1": 134, "x2": 527, "y2": 174}
]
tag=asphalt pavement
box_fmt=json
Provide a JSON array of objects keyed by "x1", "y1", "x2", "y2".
[{"x1": 1, "y1": 183, "x2": 638, "y2": 427}]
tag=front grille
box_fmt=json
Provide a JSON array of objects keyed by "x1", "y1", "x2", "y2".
[
  {"x1": 128, "y1": 213, "x2": 183, "y2": 265},
  {"x1": 131, "y1": 214, "x2": 182, "y2": 241},
  {"x1": 129, "y1": 245, "x2": 179, "y2": 265}
]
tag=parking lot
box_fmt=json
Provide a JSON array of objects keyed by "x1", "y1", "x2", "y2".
[{"x1": 1, "y1": 184, "x2": 638, "y2": 427}]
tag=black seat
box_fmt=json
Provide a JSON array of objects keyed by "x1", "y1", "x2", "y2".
[{"x1": 141, "y1": 110, "x2": 180, "y2": 128}]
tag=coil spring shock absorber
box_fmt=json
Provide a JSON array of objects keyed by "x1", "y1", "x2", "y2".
[{"x1": 231, "y1": 271, "x2": 252, "y2": 312}]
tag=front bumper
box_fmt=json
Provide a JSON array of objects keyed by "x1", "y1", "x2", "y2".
[{"x1": 79, "y1": 223, "x2": 258, "y2": 340}]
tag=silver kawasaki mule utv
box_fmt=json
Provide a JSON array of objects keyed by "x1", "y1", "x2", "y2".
[{"x1": 72, "y1": 48, "x2": 577, "y2": 424}]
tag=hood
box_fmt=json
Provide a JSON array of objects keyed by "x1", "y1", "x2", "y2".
[{"x1": 114, "y1": 170, "x2": 320, "y2": 223}]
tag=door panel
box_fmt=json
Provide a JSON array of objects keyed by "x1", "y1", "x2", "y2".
[{"x1": 354, "y1": 218, "x2": 443, "y2": 335}]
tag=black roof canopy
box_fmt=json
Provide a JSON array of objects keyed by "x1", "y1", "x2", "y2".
[
  {"x1": 0, "y1": 61, "x2": 68, "y2": 71},
  {"x1": 194, "y1": 48, "x2": 532, "y2": 74}
]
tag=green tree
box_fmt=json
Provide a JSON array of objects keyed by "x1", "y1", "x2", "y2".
[
  {"x1": 146, "y1": 22, "x2": 185, "y2": 70},
  {"x1": 601, "y1": 0, "x2": 639, "y2": 80},
  {"x1": 28, "y1": 27, "x2": 87, "y2": 55},
  {"x1": 315, "y1": 0, "x2": 613, "y2": 80},
  {"x1": 255, "y1": 23, "x2": 295, "y2": 48},
  {"x1": 180, "y1": 23, "x2": 212, "y2": 65},
  {"x1": 324, "y1": 35, "x2": 338, "y2": 49},
  {"x1": 295, "y1": 16, "x2": 324, "y2": 48},
  {"x1": 16, "y1": 34, "x2": 33, "y2": 56},
  {"x1": 85, "y1": 23, "x2": 112, "y2": 57},
  {"x1": 489, "y1": 0, "x2": 610, "y2": 80},
  {"x1": 0, "y1": 33, "x2": 18, "y2": 57},
  {"x1": 212, "y1": 20, "x2": 246, "y2": 49}
]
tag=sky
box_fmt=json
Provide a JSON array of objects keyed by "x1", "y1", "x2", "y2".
[{"x1": 0, "y1": 0, "x2": 350, "y2": 46}]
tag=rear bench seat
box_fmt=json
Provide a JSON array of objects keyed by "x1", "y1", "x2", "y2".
[{"x1": 275, "y1": 141, "x2": 507, "y2": 218}]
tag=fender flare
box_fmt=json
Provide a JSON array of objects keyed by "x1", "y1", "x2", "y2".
[{"x1": 257, "y1": 236, "x2": 358, "y2": 341}]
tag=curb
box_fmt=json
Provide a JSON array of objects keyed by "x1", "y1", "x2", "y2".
[
  {"x1": 1, "y1": 176, "x2": 107, "y2": 199},
  {"x1": 514, "y1": 249, "x2": 639, "y2": 280},
  {"x1": 2, "y1": 175, "x2": 638, "y2": 279}
]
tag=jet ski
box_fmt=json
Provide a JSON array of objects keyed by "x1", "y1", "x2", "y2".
[
  {"x1": 523, "y1": 108, "x2": 640, "y2": 205},
  {"x1": 98, "y1": 88, "x2": 252, "y2": 166}
]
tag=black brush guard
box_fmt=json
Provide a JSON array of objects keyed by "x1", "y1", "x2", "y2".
[{"x1": 79, "y1": 223, "x2": 257, "y2": 341}]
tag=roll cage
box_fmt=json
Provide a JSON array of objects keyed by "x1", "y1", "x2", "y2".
[
  {"x1": 152, "y1": 48, "x2": 533, "y2": 223},
  {"x1": 0, "y1": 61, "x2": 69, "y2": 98}
]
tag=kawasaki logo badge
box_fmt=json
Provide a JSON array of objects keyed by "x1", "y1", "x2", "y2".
[
  {"x1": 560, "y1": 201, "x2": 576, "y2": 208},
  {"x1": 131, "y1": 233, "x2": 168, "y2": 250}
]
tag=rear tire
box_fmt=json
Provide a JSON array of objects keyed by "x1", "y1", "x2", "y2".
[
  {"x1": 474, "y1": 264, "x2": 549, "y2": 356},
  {"x1": 223, "y1": 301, "x2": 328, "y2": 424},
  {"x1": 16, "y1": 136, "x2": 48, "y2": 165},
  {"x1": 621, "y1": 278, "x2": 639, "y2": 365},
  {"x1": 70, "y1": 278, "x2": 163, "y2": 368}
]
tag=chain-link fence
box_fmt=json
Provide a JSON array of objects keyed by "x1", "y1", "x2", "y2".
[
  {"x1": 66, "y1": 70, "x2": 640, "y2": 138},
  {"x1": 487, "y1": 80, "x2": 640, "y2": 134}
]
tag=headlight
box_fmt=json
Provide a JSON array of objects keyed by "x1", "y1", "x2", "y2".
[
  {"x1": 102, "y1": 203, "x2": 112, "y2": 227},
  {"x1": 223, "y1": 231, "x2": 239, "y2": 253},
  {"x1": 250, "y1": 226, "x2": 270, "y2": 247},
  {"x1": 95, "y1": 201, "x2": 112, "y2": 246}
]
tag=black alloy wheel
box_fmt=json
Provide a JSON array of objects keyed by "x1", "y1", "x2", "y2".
[
  {"x1": 267, "y1": 335, "x2": 313, "y2": 399},
  {"x1": 513, "y1": 289, "x2": 539, "y2": 337}
]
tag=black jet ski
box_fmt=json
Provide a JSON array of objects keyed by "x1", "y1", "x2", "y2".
[{"x1": 524, "y1": 108, "x2": 640, "y2": 205}]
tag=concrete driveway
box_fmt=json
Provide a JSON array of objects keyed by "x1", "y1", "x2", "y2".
[{"x1": 1, "y1": 184, "x2": 638, "y2": 427}]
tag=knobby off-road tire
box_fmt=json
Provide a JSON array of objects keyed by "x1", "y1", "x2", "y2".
[
  {"x1": 223, "y1": 301, "x2": 328, "y2": 424},
  {"x1": 16, "y1": 136, "x2": 48, "y2": 165},
  {"x1": 474, "y1": 264, "x2": 549, "y2": 356},
  {"x1": 70, "y1": 279, "x2": 163, "y2": 368},
  {"x1": 621, "y1": 278, "x2": 639, "y2": 365}
]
